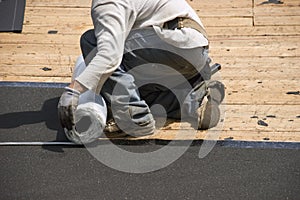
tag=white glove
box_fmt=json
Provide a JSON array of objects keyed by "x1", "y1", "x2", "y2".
[{"x1": 58, "y1": 87, "x2": 80, "y2": 130}]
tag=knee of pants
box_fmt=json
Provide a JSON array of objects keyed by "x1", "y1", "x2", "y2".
[
  {"x1": 121, "y1": 117, "x2": 156, "y2": 136},
  {"x1": 130, "y1": 113, "x2": 155, "y2": 135},
  {"x1": 113, "y1": 105, "x2": 156, "y2": 135}
]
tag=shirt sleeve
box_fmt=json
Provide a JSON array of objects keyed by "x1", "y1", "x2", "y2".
[{"x1": 76, "y1": 1, "x2": 135, "y2": 93}]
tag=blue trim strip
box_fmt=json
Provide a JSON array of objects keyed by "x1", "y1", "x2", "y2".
[{"x1": 0, "y1": 81, "x2": 68, "y2": 88}]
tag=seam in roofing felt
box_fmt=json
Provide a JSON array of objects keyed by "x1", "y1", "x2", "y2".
[
  {"x1": 0, "y1": 140, "x2": 299, "y2": 149},
  {"x1": 0, "y1": 142, "x2": 82, "y2": 146},
  {"x1": 217, "y1": 140, "x2": 300, "y2": 149},
  {"x1": 0, "y1": 81, "x2": 68, "y2": 88}
]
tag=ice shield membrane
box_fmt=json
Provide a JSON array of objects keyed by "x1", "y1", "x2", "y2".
[{"x1": 64, "y1": 57, "x2": 108, "y2": 144}]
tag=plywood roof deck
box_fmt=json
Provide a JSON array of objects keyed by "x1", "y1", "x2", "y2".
[{"x1": 0, "y1": 0, "x2": 299, "y2": 142}]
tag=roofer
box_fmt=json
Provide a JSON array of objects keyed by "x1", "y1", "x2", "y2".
[{"x1": 58, "y1": 0, "x2": 225, "y2": 141}]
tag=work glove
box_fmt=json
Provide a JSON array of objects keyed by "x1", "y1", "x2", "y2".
[{"x1": 58, "y1": 87, "x2": 80, "y2": 130}]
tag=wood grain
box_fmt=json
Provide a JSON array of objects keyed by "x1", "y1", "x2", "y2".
[{"x1": 0, "y1": 0, "x2": 299, "y2": 142}]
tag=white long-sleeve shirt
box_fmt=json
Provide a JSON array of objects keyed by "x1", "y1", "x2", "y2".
[{"x1": 76, "y1": 0, "x2": 208, "y2": 93}]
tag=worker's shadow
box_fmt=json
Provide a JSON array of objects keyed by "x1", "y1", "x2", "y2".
[
  {"x1": 0, "y1": 97, "x2": 77, "y2": 153},
  {"x1": 0, "y1": 96, "x2": 189, "y2": 153}
]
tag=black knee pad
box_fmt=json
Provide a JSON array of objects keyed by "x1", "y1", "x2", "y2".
[{"x1": 207, "y1": 80, "x2": 225, "y2": 104}]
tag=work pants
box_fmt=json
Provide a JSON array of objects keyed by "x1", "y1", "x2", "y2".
[{"x1": 79, "y1": 28, "x2": 211, "y2": 135}]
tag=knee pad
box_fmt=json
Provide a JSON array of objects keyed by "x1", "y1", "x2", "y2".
[{"x1": 207, "y1": 80, "x2": 225, "y2": 104}]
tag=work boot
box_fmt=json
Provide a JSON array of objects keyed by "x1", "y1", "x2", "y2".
[
  {"x1": 198, "y1": 80, "x2": 224, "y2": 130},
  {"x1": 104, "y1": 119, "x2": 122, "y2": 133}
]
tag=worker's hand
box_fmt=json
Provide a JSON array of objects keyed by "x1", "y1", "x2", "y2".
[{"x1": 58, "y1": 87, "x2": 80, "y2": 130}]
